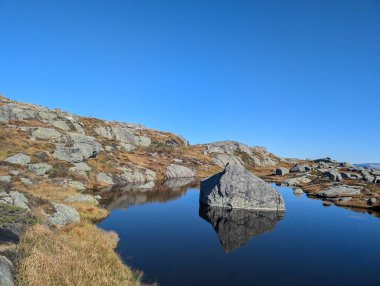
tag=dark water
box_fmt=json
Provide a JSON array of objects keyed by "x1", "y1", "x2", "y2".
[{"x1": 98, "y1": 181, "x2": 380, "y2": 286}]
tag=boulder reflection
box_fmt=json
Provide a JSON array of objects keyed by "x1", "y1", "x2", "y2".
[
  {"x1": 100, "y1": 178, "x2": 196, "y2": 210},
  {"x1": 199, "y1": 205, "x2": 284, "y2": 253}
]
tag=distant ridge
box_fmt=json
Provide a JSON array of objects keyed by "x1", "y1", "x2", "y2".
[{"x1": 354, "y1": 163, "x2": 380, "y2": 170}]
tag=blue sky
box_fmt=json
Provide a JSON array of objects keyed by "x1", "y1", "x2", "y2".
[{"x1": 0, "y1": 0, "x2": 379, "y2": 163}]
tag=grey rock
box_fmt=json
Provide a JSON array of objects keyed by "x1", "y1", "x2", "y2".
[
  {"x1": 368, "y1": 198, "x2": 377, "y2": 205},
  {"x1": 94, "y1": 125, "x2": 151, "y2": 147},
  {"x1": 68, "y1": 180, "x2": 86, "y2": 191},
  {"x1": 200, "y1": 163, "x2": 285, "y2": 210},
  {"x1": 50, "y1": 120, "x2": 71, "y2": 131},
  {"x1": 53, "y1": 145, "x2": 85, "y2": 163},
  {"x1": 166, "y1": 164, "x2": 195, "y2": 179},
  {"x1": 284, "y1": 176, "x2": 312, "y2": 186},
  {"x1": 293, "y1": 188, "x2": 304, "y2": 195},
  {"x1": 275, "y1": 167, "x2": 289, "y2": 176},
  {"x1": 53, "y1": 133, "x2": 101, "y2": 162},
  {"x1": 0, "y1": 256, "x2": 14, "y2": 286},
  {"x1": 318, "y1": 185, "x2": 362, "y2": 198},
  {"x1": 290, "y1": 164, "x2": 311, "y2": 173},
  {"x1": 118, "y1": 166, "x2": 156, "y2": 183},
  {"x1": 4, "y1": 153, "x2": 31, "y2": 165},
  {"x1": 96, "y1": 173, "x2": 114, "y2": 185},
  {"x1": 35, "y1": 151, "x2": 50, "y2": 160},
  {"x1": 340, "y1": 162, "x2": 354, "y2": 168},
  {"x1": 212, "y1": 154, "x2": 244, "y2": 168},
  {"x1": 324, "y1": 170, "x2": 342, "y2": 182},
  {"x1": 199, "y1": 205, "x2": 284, "y2": 253},
  {"x1": 47, "y1": 203, "x2": 80, "y2": 226},
  {"x1": 69, "y1": 162, "x2": 91, "y2": 173},
  {"x1": 31, "y1": 127, "x2": 62, "y2": 140},
  {"x1": 28, "y1": 163, "x2": 52, "y2": 176},
  {"x1": 0, "y1": 191, "x2": 29, "y2": 210},
  {"x1": 119, "y1": 143, "x2": 136, "y2": 152},
  {"x1": 361, "y1": 171, "x2": 375, "y2": 183},
  {"x1": 64, "y1": 195, "x2": 98, "y2": 204},
  {"x1": 20, "y1": 178, "x2": 33, "y2": 186},
  {"x1": 204, "y1": 141, "x2": 278, "y2": 167},
  {"x1": 72, "y1": 122, "x2": 85, "y2": 134},
  {"x1": 0, "y1": 176, "x2": 12, "y2": 184},
  {"x1": 8, "y1": 170, "x2": 19, "y2": 176}
]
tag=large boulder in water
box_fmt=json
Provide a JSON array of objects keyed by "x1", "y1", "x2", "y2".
[{"x1": 200, "y1": 163, "x2": 285, "y2": 211}]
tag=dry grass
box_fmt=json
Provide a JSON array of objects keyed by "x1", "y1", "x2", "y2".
[
  {"x1": 18, "y1": 223, "x2": 144, "y2": 286},
  {"x1": 0, "y1": 126, "x2": 55, "y2": 160},
  {"x1": 70, "y1": 202, "x2": 109, "y2": 222}
]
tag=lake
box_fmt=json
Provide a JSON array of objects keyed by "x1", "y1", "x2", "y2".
[{"x1": 98, "y1": 181, "x2": 380, "y2": 286}]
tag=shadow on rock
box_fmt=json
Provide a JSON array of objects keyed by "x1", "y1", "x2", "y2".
[{"x1": 199, "y1": 205, "x2": 284, "y2": 253}]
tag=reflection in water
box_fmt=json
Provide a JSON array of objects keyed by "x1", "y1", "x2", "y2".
[
  {"x1": 199, "y1": 205, "x2": 284, "y2": 253},
  {"x1": 100, "y1": 179, "x2": 197, "y2": 210}
]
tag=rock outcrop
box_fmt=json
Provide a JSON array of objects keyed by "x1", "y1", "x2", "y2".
[
  {"x1": 317, "y1": 185, "x2": 362, "y2": 198},
  {"x1": 47, "y1": 203, "x2": 80, "y2": 226},
  {"x1": 4, "y1": 154, "x2": 31, "y2": 165},
  {"x1": 165, "y1": 164, "x2": 195, "y2": 179},
  {"x1": 203, "y1": 141, "x2": 279, "y2": 168},
  {"x1": 200, "y1": 163, "x2": 285, "y2": 210}
]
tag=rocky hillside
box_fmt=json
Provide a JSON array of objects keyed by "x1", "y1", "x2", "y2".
[
  {"x1": 0, "y1": 95, "x2": 284, "y2": 190},
  {"x1": 0, "y1": 95, "x2": 379, "y2": 285}
]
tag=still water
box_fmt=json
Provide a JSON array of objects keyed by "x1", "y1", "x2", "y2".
[{"x1": 98, "y1": 181, "x2": 380, "y2": 286}]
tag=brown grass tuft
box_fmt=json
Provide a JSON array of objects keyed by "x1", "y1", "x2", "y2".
[{"x1": 18, "y1": 223, "x2": 145, "y2": 286}]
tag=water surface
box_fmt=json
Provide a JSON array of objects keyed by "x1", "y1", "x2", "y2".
[{"x1": 98, "y1": 182, "x2": 380, "y2": 286}]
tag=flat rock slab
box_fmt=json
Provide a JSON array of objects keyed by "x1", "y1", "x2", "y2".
[
  {"x1": 317, "y1": 185, "x2": 362, "y2": 198},
  {"x1": 200, "y1": 163, "x2": 285, "y2": 211}
]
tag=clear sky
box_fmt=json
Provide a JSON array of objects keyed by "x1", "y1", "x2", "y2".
[{"x1": 0, "y1": 0, "x2": 379, "y2": 163}]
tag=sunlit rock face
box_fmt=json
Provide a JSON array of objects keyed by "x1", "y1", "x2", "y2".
[
  {"x1": 199, "y1": 205, "x2": 284, "y2": 253},
  {"x1": 200, "y1": 163, "x2": 286, "y2": 210}
]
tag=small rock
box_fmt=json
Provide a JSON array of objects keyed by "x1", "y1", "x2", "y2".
[
  {"x1": 166, "y1": 164, "x2": 195, "y2": 179},
  {"x1": 68, "y1": 180, "x2": 86, "y2": 191},
  {"x1": 0, "y1": 191, "x2": 29, "y2": 210},
  {"x1": 284, "y1": 176, "x2": 311, "y2": 186},
  {"x1": 119, "y1": 143, "x2": 136, "y2": 152},
  {"x1": 0, "y1": 255, "x2": 14, "y2": 286},
  {"x1": 275, "y1": 167, "x2": 289, "y2": 176},
  {"x1": 293, "y1": 188, "x2": 304, "y2": 195},
  {"x1": 324, "y1": 170, "x2": 342, "y2": 182},
  {"x1": 318, "y1": 185, "x2": 361, "y2": 198},
  {"x1": 69, "y1": 162, "x2": 91, "y2": 173},
  {"x1": 32, "y1": 128, "x2": 62, "y2": 140},
  {"x1": 96, "y1": 173, "x2": 114, "y2": 185},
  {"x1": 64, "y1": 195, "x2": 98, "y2": 204},
  {"x1": 0, "y1": 176, "x2": 12, "y2": 184},
  {"x1": 51, "y1": 120, "x2": 71, "y2": 131},
  {"x1": 368, "y1": 198, "x2": 377, "y2": 205},
  {"x1": 4, "y1": 154, "x2": 31, "y2": 165},
  {"x1": 47, "y1": 203, "x2": 80, "y2": 226},
  {"x1": 8, "y1": 170, "x2": 20, "y2": 176},
  {"x1": 20, "y1": 178, "x2": 33, "y2": 186},
  {"x1": 35, "y1": 151, "x2": 50, "y2": 160},
  {"x1": 28, "y1": 163, "x2": 52, "y2": 176},
  {"x1": 290, "y1": 164, "x2": 310, "y2": 173}
]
